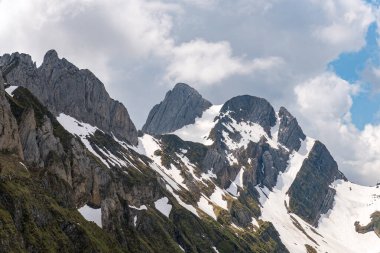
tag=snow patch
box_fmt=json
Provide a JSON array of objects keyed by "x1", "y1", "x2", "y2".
[
  {"x1": 57, "y1": 113, "x2": 110, "y2": 167},
  {"x1": 197, "y1": 196, "x2": 217, "y2": 220},
  {"x1": 222, "y1": 119, "x2": 278, "y2": 150},
  {"x1": 129, "y1": 205, "x2": 147, "y2": 211},
  {"x1": 227, "y1": 167, "x2": 245, "y2": 196},
  {"x1": 154, "y1": 197, "x2": 172, "y2": 218},
  {"x1": 212, "y1": 246, "x2": 220, "y2": 253},
  {"x1": 133, "y1": 216, "x2": 137, "y2": 227},
  {"x1": 209, "y1": 188, "x2": 228, "y2": 210},
  {"x1": 78, "y1": 205, "x2": 102, "y2": 228},
  {"x1": 166, "y1": 185, "x2": 198, "y2": 217},
  {"x1": 172, "y1": 105, "x2": 222, "y2": 145},
  {"x1": 5, "y1": 85, "x2": 18, "y2": 96}
]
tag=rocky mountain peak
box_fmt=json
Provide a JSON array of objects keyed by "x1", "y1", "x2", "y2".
[
  {"x1": 0, "y1": 50, "x2": 138, "y2": 145},
  {"x1": 220, "y1": 95, "x2": 276, "y2": 135},
  {"x1": 43, "y1": 49, "x2": 59, "y2": 64},
  {"x1": 142, "y1": 82, "x2": 212, "y2": 135}
]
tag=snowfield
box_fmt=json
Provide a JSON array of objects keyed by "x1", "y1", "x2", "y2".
[
  {"x1": 258, "y1": 137, "x2": 380, "y2": 253},
  {"x1": 60, "y1": 109, "x2": 380, "y2": 253},
  {"x1": 169, "y1": 108, "x2": 380, "y2": 252}
]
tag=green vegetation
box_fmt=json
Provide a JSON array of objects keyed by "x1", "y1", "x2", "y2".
[
  {"x1": 0, "y1": 154, "x2": 127, "y2": 253},
  {"x1": 6, "y1": 87, "x2": 73, "y2": 152}
]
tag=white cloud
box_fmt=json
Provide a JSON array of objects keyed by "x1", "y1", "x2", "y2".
[
  {"x1": 1, "y1": 0, "x2": 380, "y2": 186},
  {"x1": 312, "y1": 0, "x2": 373, "y2": 49},
  {"x1": 295, "y1": 72, "x2": 359, "y2": 122},
  {"x1": 164, "y1": 39, "x2": 283, "y2": 86},
  {"x1": 294, "y1": 72, "x2": 380, "y2": 185},
  {"x1": 181, "y1": 0, "x2": 218, "y2": 9}
]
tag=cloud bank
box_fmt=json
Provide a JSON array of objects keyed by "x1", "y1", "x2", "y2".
[{"x1": 1, "y1": 0, "x2": 380, "y2": 185}]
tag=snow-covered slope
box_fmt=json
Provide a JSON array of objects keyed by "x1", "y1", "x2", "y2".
[
  {"x1": 256, "y1": 135, "x2": 378, "y2": 253},
  {"x1": 57, "y1": 96, "x2": 380, "y2": 253},
  {"x1": 163, "y1": 100, "x2": 380, "y2": 252}
]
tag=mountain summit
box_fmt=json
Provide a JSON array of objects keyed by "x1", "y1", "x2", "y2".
[
  {"x1": 0, "y1": 50, "x2": 138, "y2": 145},
  {"x1": 142, "y1": 83, "x2": 212, "y2": 135}
]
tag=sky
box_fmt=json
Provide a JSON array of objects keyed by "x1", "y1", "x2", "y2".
[{"x1": 2, "y1": 0, "x2": 380, "y2": 185}]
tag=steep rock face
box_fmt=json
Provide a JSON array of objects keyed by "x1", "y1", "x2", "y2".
[
  {"x1": 0, "y1": 50, "x2": 138, "y2": 145},
  {"x1": 18, "y1": 108, "x2": 40, "y2": 166},
  {"x1": 6, "y1": 87, "x2": 113, "y2": 207},
  {"x1": 287, "y1": 141, "x2": 345, "y2": 226},
  {"x1": 277, "y1": 107, "x2": 305, "y2": 151},
  {"x1": 142, "y1": 83, "x2": 212, "y2": 135},
  {"x1": 0, "y1": 77, "x2": 23, "y2": 158}
]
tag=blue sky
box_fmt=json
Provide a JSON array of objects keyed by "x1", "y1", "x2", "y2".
[{"x1": 329, "y1": 21, "x2": 380, "y2": 129}]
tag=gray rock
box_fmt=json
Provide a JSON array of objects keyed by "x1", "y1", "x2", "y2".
[
  {"x1": 277, "y1": 107, "x2": 306, "y2": 151},
  {"x1": 0, "y1": 50, "x2": 138, "y2": 145},
  {"x1": 18, "y1": 107, "x2": 41, "y2": 166},
  {"x1": 142, "y1": 83, "x2": 212, "y2": 135},
  {"x1": 220, "y1": 95, "x2": 276, "y2": 135},
  {"x1": 287, "y1": 141, "x2": 346, "y2": 226},
  {"x1": 0, "y1": 77, "x2": 23, "y2": 158}
]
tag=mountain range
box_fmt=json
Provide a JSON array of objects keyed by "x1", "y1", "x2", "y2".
[{"x1": 0, "y1": 50, "x2": 379, "y2": 253}]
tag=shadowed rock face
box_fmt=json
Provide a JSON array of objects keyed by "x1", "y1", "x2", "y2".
[
  {"x1": 277, "y1": 107, "x2": 306, "y2": 151},
  {"x1": 0, "y1": 50, "x2": 138, "y2": 145},
  {"x1": 142, "y1": 83, "x2": 212, "y2": 135},
  {"x1": 287, "y1": 141, "x2": 346, "y2": 226}
]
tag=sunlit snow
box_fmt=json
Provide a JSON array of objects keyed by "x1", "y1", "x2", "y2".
[{"x1": 172, "y1": 105, "x2": 222, "y2": 145}]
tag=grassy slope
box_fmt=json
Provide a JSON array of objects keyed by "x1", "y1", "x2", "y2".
[{"x1": 0, "y1": 153, "x2": 127, "y2": 253}]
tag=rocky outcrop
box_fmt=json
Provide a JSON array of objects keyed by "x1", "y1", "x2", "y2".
[
  {"x1": 0, "y1": 50, "x2": 138, "y2": 145},
  {"x1": 277, "y1": 107, "x2": 305, "y2": 151},
  {"x1": 0, "y1": 76, "x2": 23, "y2": 158},
  {"x1": 287, "y1": 141, "x2": 346, "y2": 226},
  {"x1": 142, "y1": 83, "x2": 212, "y2": 135},
  {"x1": 355, "y1": 211, "x2": 380, "y2": 238}
]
